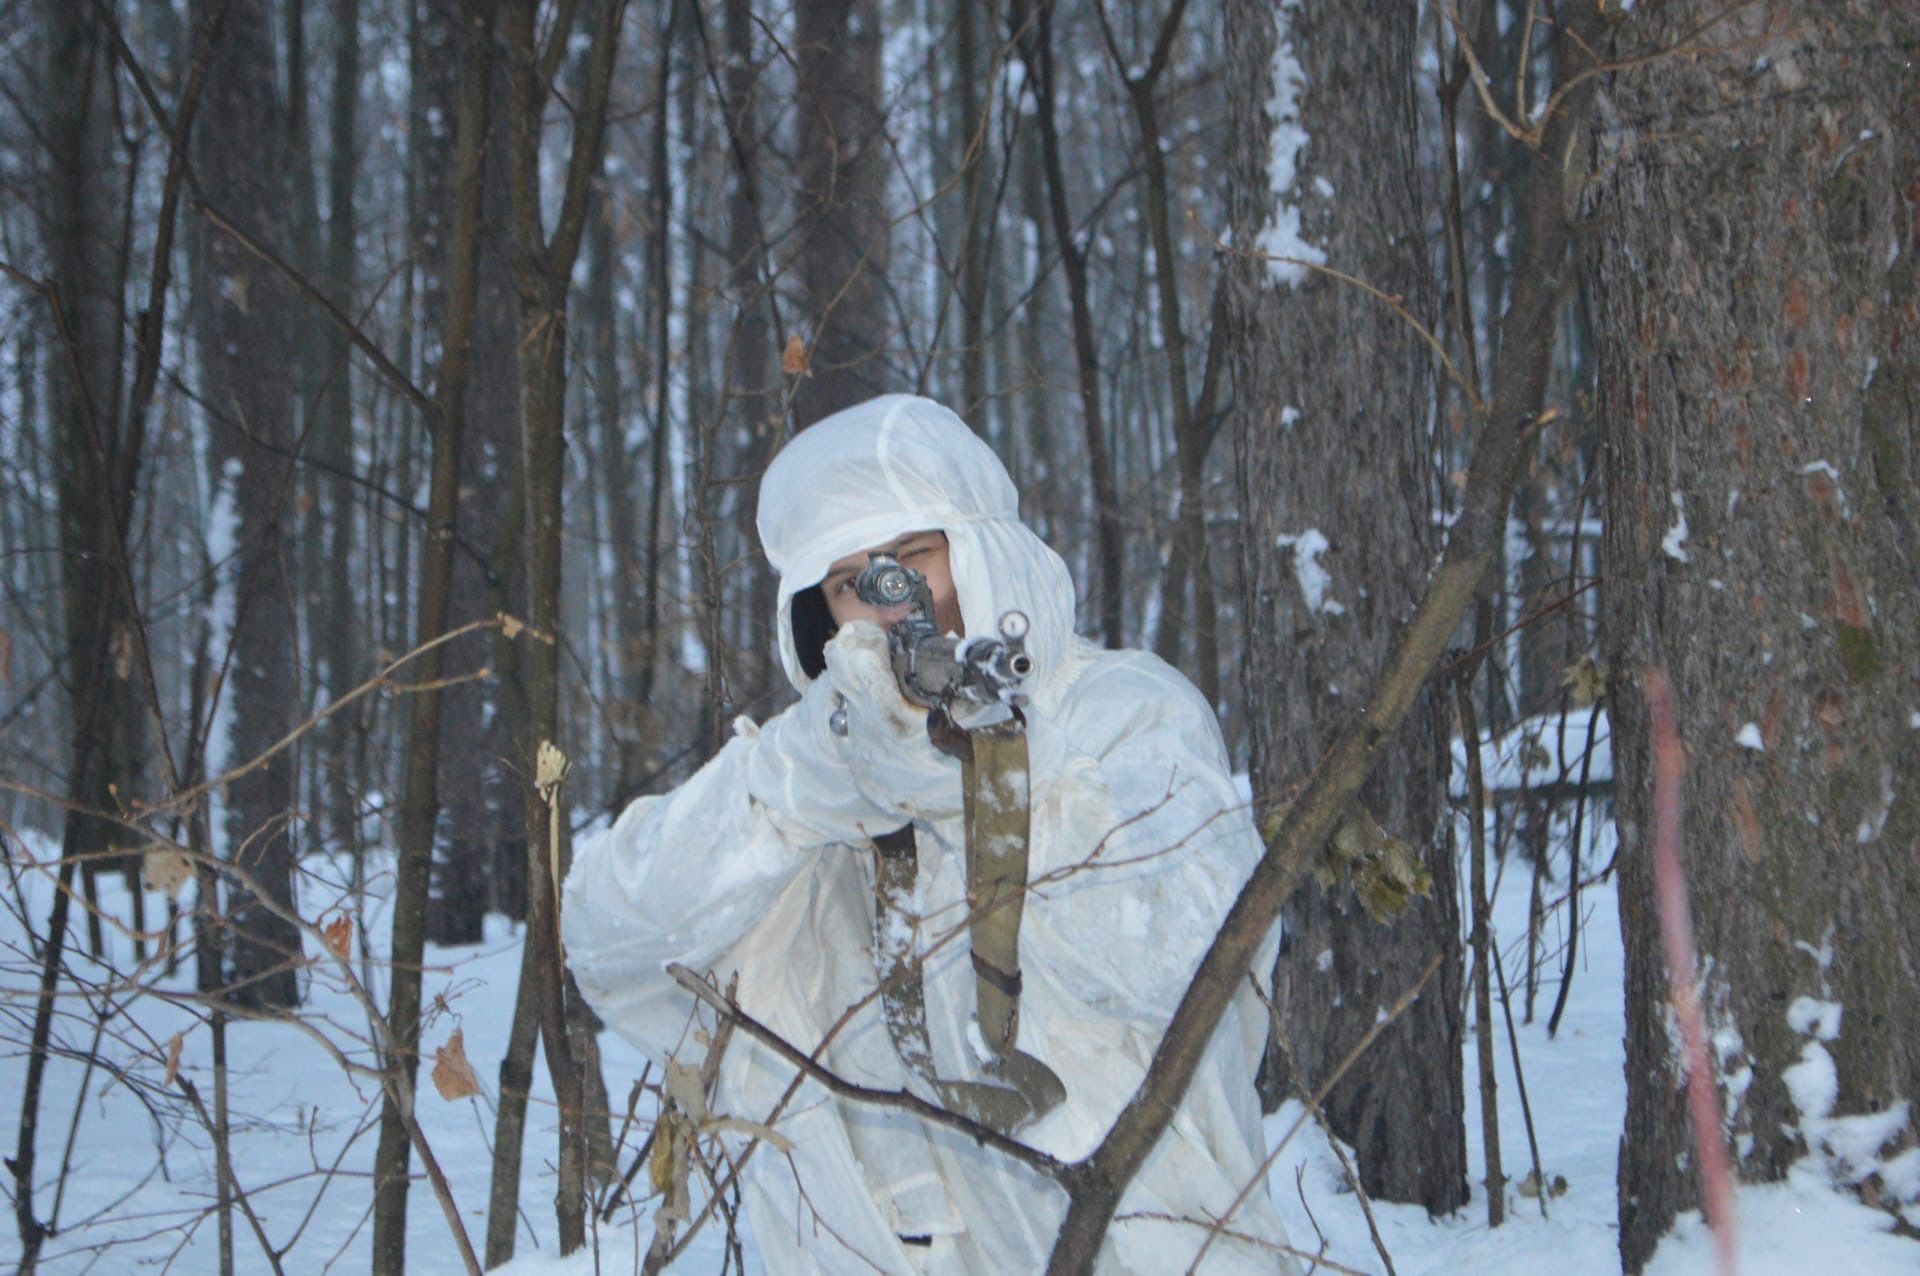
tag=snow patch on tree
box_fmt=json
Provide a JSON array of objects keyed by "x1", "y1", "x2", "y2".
[
  {"x1": 1275, "y1": 528, "x2": 1343, "y2": 615},
  {"x1": 1661, "y1": 490, "x2": 1690, "y2": 563},
  {"x1": 1258, "y1": 3, "x2": 1324, "y2": 286},
  {"x1": 1783, "y1": 997, "x2": 1920, "y2": 1217}
]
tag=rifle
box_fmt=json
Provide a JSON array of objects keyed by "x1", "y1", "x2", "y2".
[{"x1": 852, "y1": 553, "x2": 1033, "y2": 707}]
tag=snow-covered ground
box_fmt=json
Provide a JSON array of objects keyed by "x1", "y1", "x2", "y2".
[{"x1": 2, "y1": 804, "x2": 1913, "y2": 1273}]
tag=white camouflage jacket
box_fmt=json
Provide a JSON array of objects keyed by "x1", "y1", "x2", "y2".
[{"x1": 563, "y1": 395, "x2": 1296, "y2": 1273}]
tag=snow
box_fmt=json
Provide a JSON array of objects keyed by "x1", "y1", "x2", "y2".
[
  {"x1": 5, "y1": 801, "x2": 1915, "y2": 1273},
  {"x1": 1735, "y1": 722, "x2": 1765, "y2": 750},
  {"x1": 1662, "y1": 490, "x2": 1691, "y2": 563},
  {"x1": 1785, "y1": 1040, "x2": 1840, "y2": 1120},
  {"x1": 0, "y1": 834, "x2": 737, "y2": 1275},
  {"x1": 1258, "y1": 3, "x2": 1326, "y2": 286},
  {"x1": 1450, "y1": 703, "x2": 1612, "y2": 797},
  {"x1": 1786, "y1": 996, "x2": 1843, "y2": 1041},
  {"x1": 1275, "y1": 528, "x2": 1344, "y2": 615}
]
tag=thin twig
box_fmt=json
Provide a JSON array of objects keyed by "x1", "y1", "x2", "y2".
[
  {"x1": 177, "y1": 1075, "x2": 286, "y2": 1274},
  {"x1": 1250, "y1": 976, "x2": 1398, "y2": 1276},
  {"x1": 1185, "y1": 952, "x2": 1444, "y2": 1273}
]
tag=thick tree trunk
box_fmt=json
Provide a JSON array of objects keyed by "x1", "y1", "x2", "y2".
[
  {"x1": 1591, "y1": 4, "x2": 1920, "y2": 1268},
  {"x1": 1227, "y1": 0, "x2": 1467, "y2": 1214},
  {"x1": 791, "y1": 0, "x2": 888, "y2": 428},
  {"x1": 195, "y1": 0, "x2": 302, "y2": 1010},
  {"x1": 13, "y1": 12, "x2": 127, "y2": 1258},
  {"x1": 434, "y1": 37, "x2": 522, "y2": 945}
]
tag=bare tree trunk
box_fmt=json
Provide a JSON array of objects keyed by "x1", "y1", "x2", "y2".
[
  {"x1": 1009, "y1": 0, "x2": 1125, "y2": 647},
  {"x1": 1091, "y1": 0, "x2": 1225, "y2": 704},
  {"x1": 954, "y1": 0, "x2": 990, "y2": 419},
  {"x1": 485, "y1": 910, "x2": 543, "y2": 1265},
  {"x1": 195, "y1": 0, "x2": 302, "y2": 1011},
  {"x1": 435, "y1": 34, "x2": 522, "y2": 945},
  {"x1": 587, "y1": 164, "x2": 648, "y2": 802},
  {"x1": 498, "y1": 0, "x2": 626, "y2": 1254},
  {"x1": 317, "y1": 0, "x2": 363, "y2": 853},
  {"x1": 720, "y1": 0, "x2": 780, "y2": 713},
  {"x1": 370, "y1": 2, "x2": 491, "y2": 1265},
  {"x1": 791, "y1": 0, "x2": 889, "y2": 428},
  {"x1": 1592, "y1": 3, "x2": 1920, "y2": 1268},
  {"x1": 12, "y1": 0, "x2": 211, "y2": 1259},
  {"x1": 1228, "y1": 0, "x2": 1467, "y2": 1214}
]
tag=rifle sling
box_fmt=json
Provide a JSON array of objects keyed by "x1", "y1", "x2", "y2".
[{"x1": 868, "y1": 710, "x2": 1065, "y2": 1135}]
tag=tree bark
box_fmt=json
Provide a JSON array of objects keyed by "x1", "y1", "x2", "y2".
[
  {"x1": 790, "y1": 0, "x2": 889, "y2": 428},
  {"x1": 194, "y1": 0, "x2": 302, "y2": 1011},
  {"x1": 1046, "y1": 3, "x2": 1605, "y2": 1259},
  {"x1": 498, "y1": 0, "x2": 627, "y2": 1254},
  {"x1": 1227, "y1": 0, "x2": 1467, "y2": 1214},
  {"x1": 14, "y1": 12, "x2": 127, "y2": 1258},
  {"x1": 434, "y1": 28, "x2": 522, "y2": 944},
  {"x1": 369, "y1": 0, "x2": 491, "y2": 1266},
  {"x1": 316, "y1": 0, "x2": 363, "y2": 853},
  {"x1": 1591, "y1": 3, "x2": 1920, "y2": 1267}
]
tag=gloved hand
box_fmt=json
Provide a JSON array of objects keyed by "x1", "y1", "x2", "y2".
[
  {"x1": 741, "y1": 662, "x2": 899, "y2": 848},
  {"x1": 822, "y1": 622, "x2": 965, "y2": 823}
]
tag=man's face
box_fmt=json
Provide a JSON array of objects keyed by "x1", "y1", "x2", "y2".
[{"x1": 821, "y1": 529, "x2": 966, "y2": 637}]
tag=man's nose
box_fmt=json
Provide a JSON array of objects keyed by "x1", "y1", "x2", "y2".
[{"x1": 875, "y1": 603, "x2": 913, "y2": 627}]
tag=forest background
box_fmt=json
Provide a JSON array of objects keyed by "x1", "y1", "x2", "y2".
[{"x1": 1, "y1": 0, "x2": 1915, "y2": 1272}]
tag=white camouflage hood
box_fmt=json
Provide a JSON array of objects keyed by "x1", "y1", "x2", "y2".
[{"x1": 757, "y1": 394, "x2": 1079, "y2": 703}]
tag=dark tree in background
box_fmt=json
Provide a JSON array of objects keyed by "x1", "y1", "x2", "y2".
[
  {"x1": 192, "y1": 0, "x2": 303, "y2": 1009},
  {"x1": 1226, "y1": 0, "x2": 1466, "y2": 1214},
  {"x1": 790, "y1": 0, "x2": 888, "y2": 428},
  {"x1": 1592, "y1": 2, "x2": 1920, "y2": 1268}
]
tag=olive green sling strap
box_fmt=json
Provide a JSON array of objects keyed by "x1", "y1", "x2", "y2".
[{"x1": 869, "y1": 709, "x2": 1066, "y2": 1135}]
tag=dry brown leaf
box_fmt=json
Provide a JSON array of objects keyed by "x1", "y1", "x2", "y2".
[
  {"x1": 431, "y1": 1029, "x2": 482, "y2": 1100},
  {"x1": 0, "y1": 627, "x2": 13, "y2": 684},
  {"x1": 781, "y1": 333, "x2": 810, "y2": 376},
  {"x1": 322, "y1": 913, "x2": 352, "y2": 960},
  {"x1": 499, "y1": 611, "x2": 525, "y2": 641},
  {"x1": 162, "y1": 1032, "x2": 184, "y2": 1088},
  {"x1": 141, "y1": 847, "x2": 193, "y2": 900}
]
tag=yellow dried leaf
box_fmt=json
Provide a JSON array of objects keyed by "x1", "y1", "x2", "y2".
[
  {"x1": 1560, "y1": 654, "x2": 1606, "y2": 707},
  {"x1": 431, "y1": 1029, "x2": 482, "y2": 1100},
  {"x1": 141, "y1": 847, "x2": 193, "y2": 900},
  {"x1": 536, "y1": 740, "x2": 571, "y2": 793},
  {"x1": 648, "y1": 1116, "x2": 679, "y2": 1197},
  {"x1": 499, "y1": 612, "x2": 525, "y2": 641},
  {"x1": 323, "y1": 913, "x2": 352, "y2": 960},
  {"x1": 162, "y1": 1032, "x2": 183, "y2": 1088},
  {"x1": 781, "y1": 333, "x2": 810, "y2": 376}
]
